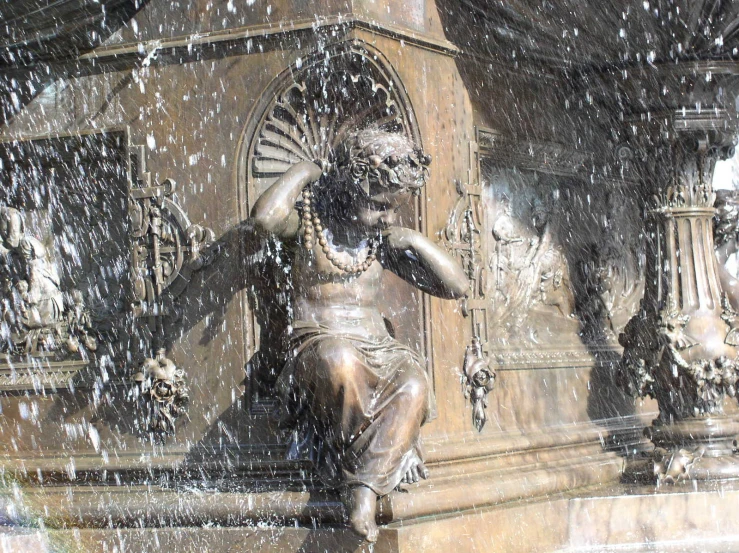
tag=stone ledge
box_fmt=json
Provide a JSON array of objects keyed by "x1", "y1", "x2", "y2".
[
  {"x1": 386, "y1": 482, "x2": 739, "y2": 553},
  {"x1": 0, "y1": 446, "x2": 623, "y2": 529},
  {"x1": 8, "y1": 482, "x2": 737, "y2": 553},
  {"x1": 0, "y1": 529, "x2": 49, "y2": 553}
]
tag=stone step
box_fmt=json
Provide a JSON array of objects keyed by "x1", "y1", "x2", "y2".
[
  {"x1": 557, "y1": 539, "x2": 739, "y2": 553},
  {"x1": 0, "y1": 529, "x2": 49, "y2": 553}
]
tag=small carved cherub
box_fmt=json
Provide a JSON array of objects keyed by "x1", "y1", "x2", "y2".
[
  {"x1": 65, "y1": 289, "x2": 97, "y2": 353},
  {"x1": 251, "y1": 126, "x2": 468, "y2": 541}
]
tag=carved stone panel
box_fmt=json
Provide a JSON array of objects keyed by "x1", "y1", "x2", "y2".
[
  {"x1": 442, "y1": 129, "x2": 646, "y2": 427},
  {"x1": 0, "y1": 131, "x2": 214, "y2": 437},
  {"x1": 479, "y1": 163, "x2": 580, "y2": 345},
  {"x1": 0, "y1": 132, "x2": 130, "y2": 391}
]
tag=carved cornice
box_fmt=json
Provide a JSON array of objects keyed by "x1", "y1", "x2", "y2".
[
  {"x1": 2, "y1": 15, "x2": 459, "y2": 79},
  {"x1": 477, "y1": 129, "x2": 592, "y2": 178}
]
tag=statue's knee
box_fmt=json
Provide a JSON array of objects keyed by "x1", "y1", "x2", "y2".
[
  {"x1": 402, "y1": 371, "x2": 428, "y2": 405},
  {"x1": 311, "y1": 339, "x2": 360, "y2": 382}
]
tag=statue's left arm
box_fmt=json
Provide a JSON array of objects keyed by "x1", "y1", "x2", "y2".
[{"x1": 381, "y1": 227, "x2": 469, "y2": 299}]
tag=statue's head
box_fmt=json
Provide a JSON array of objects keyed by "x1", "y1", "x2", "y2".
[
  {"x1": 335, "y1": 127, "x2": 431, "y2": 196},
  {"x1": 531, "y1": 202, "x2": 549, "y2": 233},
  {"x1": 331, "y1": 127, "x2": 431, "y2": 229},
  {"x1": 0, "y1": 207, "x2": 24, "y2": 249}
]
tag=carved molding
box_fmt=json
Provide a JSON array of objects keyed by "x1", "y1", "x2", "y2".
[
  {"x1": 477, "y1": 129, "x2": 592, "y2": 177},
  {"x1": 0, "y1": 358, "x2": 88, "y2": 392}
]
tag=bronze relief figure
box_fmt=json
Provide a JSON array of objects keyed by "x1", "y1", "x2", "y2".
[{"x1": 251, "y1": 127, "x2": 468, "y2": 541}]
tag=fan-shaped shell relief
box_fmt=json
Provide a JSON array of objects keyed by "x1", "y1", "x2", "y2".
[{"x1": 250, "y1": 47, "x2": 412, "y2": 190}]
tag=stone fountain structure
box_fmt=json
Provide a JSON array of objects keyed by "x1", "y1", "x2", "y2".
[{"x1": 0, "y1": 1, "x2": 739, "y2": 551}]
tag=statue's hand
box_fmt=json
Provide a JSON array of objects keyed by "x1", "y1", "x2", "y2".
[{"x1": 312, "y1": 158, "x2": 332, "y2": 175}]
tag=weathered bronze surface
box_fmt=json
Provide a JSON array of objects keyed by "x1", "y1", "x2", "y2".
[
  {"x1": 251, "y1": 127, "x2": 467, "y2": 540},
  {"x1": 2, "y1": 0, "x2": 739, "y2": 551}
]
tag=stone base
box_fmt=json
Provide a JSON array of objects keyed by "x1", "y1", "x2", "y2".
[
  {"x1": 639, "y1": 416, "x2": 739, "y2": 482},
  {"x1": 18, "y1": 482, "x2": 739, "y2": 553},
  {"x1": 646, "y1": 416, "x2": 739, "y2": 454}
]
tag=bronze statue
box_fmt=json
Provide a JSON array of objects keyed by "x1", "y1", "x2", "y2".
[
  {"x1": 0, "y1": 207, "x2": 64, "y2": 335},
  {"x1": 251, "y1": 127, "x2": 468, "y2": 541}
]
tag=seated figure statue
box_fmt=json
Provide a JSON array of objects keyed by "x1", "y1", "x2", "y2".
[
  {"x1": 251, "y1": 127, "x2": 468, "y2": 541},
  {"x1": 0, "y1": 207, "x2": 64, "y2": 331}
]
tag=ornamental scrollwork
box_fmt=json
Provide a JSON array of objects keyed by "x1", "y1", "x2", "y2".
[
  {"x1": 128, "y1": 146, "x2": 215, "y2": 435},
  {"x1": 439, "y1": 169, "x2": 496, "y2": 432}
]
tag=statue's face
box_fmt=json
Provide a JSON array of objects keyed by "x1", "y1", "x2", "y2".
[
  {"x1": 347, "y1": 147, "x2": 428, "y2": 199},
  {"x1": 384, "y1": 156, "x2": 428, "y2": 191},
  {"x1": 532, "y1": 209, "x2": 548, "y2": 232}
]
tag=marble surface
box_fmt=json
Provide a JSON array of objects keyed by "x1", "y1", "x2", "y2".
[{"x1": 0, "y1": 529, "x2": 49, "y2": 553}]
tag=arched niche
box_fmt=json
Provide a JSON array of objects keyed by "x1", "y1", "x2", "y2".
[{"x1": 236, "y1": 40, "x2": 431, "y2": 409}]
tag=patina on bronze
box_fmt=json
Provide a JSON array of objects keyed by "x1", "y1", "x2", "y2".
[{"x1": 251, "y1": 127, "x2": 468, "y2": 541}]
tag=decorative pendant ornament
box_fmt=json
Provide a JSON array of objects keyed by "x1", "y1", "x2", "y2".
[{"x1": 301, "y1": 186, "x2": 378, "y2": 275}]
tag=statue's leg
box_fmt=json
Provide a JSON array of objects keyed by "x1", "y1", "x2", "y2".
[{"x1": 294, "y1": 337, "x2": 429, "y2": 541}]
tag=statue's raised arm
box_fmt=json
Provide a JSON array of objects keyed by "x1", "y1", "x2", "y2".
[
  {"x1": 250, "y1": 160, "x2": 322, "y2": 238},
  {"x1": 381, "y1": 226, "x2": 469, "y2": 299}
]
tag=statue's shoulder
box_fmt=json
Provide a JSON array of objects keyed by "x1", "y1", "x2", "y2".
[{"x1": 19, "y1": 236, "x2": 46, "y2": 260}]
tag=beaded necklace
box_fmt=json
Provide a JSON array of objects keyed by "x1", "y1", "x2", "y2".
[{"x1": 300, "y1": 186, "x2": 379, "y2": 275}]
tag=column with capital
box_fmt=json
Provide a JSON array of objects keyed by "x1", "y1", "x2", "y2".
[{"x1": 619, "y1": 110, "x2": 739, "y2": 482}]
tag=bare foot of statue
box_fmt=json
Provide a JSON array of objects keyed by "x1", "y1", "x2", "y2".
[
  {"x1": 347, "y1": 485, "x2": 379, "y2": 543},
  {"x1": 400, "y1": 450, "x2": 430, "y2": 484}
]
